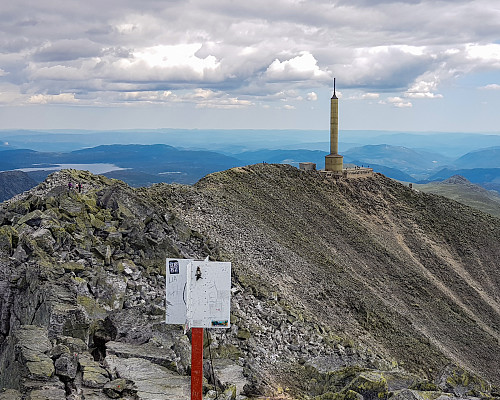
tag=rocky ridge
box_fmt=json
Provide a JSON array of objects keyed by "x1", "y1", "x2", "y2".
[{"x1": 0, "y1": 166, "x2": 498, "y2": 399}]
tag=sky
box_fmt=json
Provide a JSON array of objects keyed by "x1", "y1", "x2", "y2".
[{"x1": 0, "y1": 0, "x2": 500, "y2": 132}]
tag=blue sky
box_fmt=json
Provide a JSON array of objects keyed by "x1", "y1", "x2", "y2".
[{"x1": 0, "y1": 0, "x2": 499, "y2": 132}]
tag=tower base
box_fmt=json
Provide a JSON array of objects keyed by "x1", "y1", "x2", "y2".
[{"x1": 325, "y1": 154, "x2": 343, "y2": 172}]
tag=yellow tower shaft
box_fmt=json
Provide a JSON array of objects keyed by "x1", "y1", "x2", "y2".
[
  {"x1": 325, "y1": 79, "x2": 343, "y2": 173},
  {"x1": 330, "y1": 96, "x2": 339, "y2": 154}
]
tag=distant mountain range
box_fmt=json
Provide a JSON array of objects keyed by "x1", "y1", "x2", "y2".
[
  {"x1": 2, "y1": 133, "x2": 500, "y2": 200},
  {"x1": 3, "y1": 129, "x2": 500, "y2": 156}
]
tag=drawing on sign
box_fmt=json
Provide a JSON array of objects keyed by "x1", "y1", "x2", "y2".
[
  {"x1": 165, "y1": 258, "x2": 231, "y2": 329},
  {"x1": 187, "y1": 260, "x2": 231, "y2": 329}
]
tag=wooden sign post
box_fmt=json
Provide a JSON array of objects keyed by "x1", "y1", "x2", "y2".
[{"x1": 191, "y1": 327, "x2": 204, "y2": 400}]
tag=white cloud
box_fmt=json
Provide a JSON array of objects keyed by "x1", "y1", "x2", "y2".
[
  {"x1": 109, "y1": 44, "x2": 222, "y2": 82},
  {"x1": 306, "y1": 91, "x2": 317, "y2": 101},
  {"x1": 404, "y1": 75, "x2": 444, "y2": 99},
  {"x1": 183, "y1": 88, "x2": 253, "y2": 109},
  {"x1": 387, "y1": 97, "x2": 412, "y2": 108},
  {"x1": 405, "y1": 92, "x2": 443, "y2": 99},
  {"x1": 265, "y1": 52, "x2": 329, "y2": 81},
  {"x1": 350, "y1": 92, "x2": 380, "y2": 100},
  {"x1": 28, "y1": 93, "x2": 78, "y2": 104},
  {"x1": 116, "y1": 90, "x2": 174, "y2": 102},
  {"x1": 481, "y1": 83, "x2": 500, "y2": 90},
  {"x1": 361, "y1": 93, "x2": 379, "y2": 100},
  {"x1": 465, "y1": 43, "x2": 500, "y2": 63}
]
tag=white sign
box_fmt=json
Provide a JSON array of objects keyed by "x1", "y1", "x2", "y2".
[
  {"x1": 165, "y1": 258, "x2": 231, "y2": 329},
  {"x1": 165, "y1": 258, "x2": 193, "y2": 324}
]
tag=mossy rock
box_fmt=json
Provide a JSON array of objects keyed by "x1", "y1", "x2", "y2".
[
  {"x1": 0, "y1": 225, "x2": 17, "y2": 254},
  {"x1": 77, "y1": 295, "x2": 108, "y2": 320},
  {"x1": 212, "y1": 344, "x2": 242, "y2": 361},
  {"x1": 89, "y1": 213, "x2": 106, "y2": 229},
  {"x1": 391, "y1": 389, "x2": 451, "y2": 400},
  {"x1": 344, "y1": 371, "x2": 389, "y2": 400},
  {"x1": 16, "y1": 209, "x2": 44, "y2": 227},
  {"x1": 409, "y1": 380, "x2": 439, "y2": 392},
  {"x1": 26, "y1": 358, "x2": 55, "y2": 380},
  {"x1": 82, "y1": 369, "x2": 110, "y2": 388},
  {"x1": 57, "y1": 336, "x2": 88, "y2": 354},
  {"x1": 7, "y1": 200, "x2": 31, "y2": 215},
  {"x1": 236, "y1": 328, "x2": 251, "y2": 340},
  {"x1": 62, "y1": 262, "x2": 86, "y2": 273},
  {"x1": 438, "y1": 365, "x2": 492, "y2": 397},
  {"x1": 0, "y1": 389, "x2": 22, "y2": 400},
  {"x1": 315, "y1": 390, "x2": 364, "y2": 400},
  {"x1": 59, "y1": 197, "x2": 84, "y2": 217}
]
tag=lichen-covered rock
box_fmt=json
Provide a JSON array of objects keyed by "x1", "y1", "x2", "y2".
[
  {"x1": 0, "y1": 389, "x2": 22, "y2": 400},
  {"x1": 26, "y1": 387, "x2": 67, "y2": 400},
  {"x1": 391, "y1": 389, "x2": 451, "y2": 400},
  {"x1": 343, "y1": 371, "x2": 389, "y2": 400},
  {"x1": 103, "y1": 378, "x2": 135, "y2": 399},
  {"x1": 436, "y1": 365, "x2": 492, "y2": 398},
  {"x1": 79, "y1": 353, "x2": 110, "y2": 388},
  {"x1": 56, "y1": 336, "x2": 88, "y2": 354},
  {"x1": 0, "y1": 226, "x2": 17, "y2": 255},
  {"x1": 54, "y1": 353, "x2": 78, "y2": 380}
]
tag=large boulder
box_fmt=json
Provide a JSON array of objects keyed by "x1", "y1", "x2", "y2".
[{"x1": 0, "y1": 326, "x2": 59, "y2": 395}]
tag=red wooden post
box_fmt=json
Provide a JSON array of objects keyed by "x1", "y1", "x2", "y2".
[{"x1": 191, "y1": 327, "x2": 204, "y2": 400}]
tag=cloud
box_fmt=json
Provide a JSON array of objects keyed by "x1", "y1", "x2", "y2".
[
  {"x1": 481, "y1": 83, "x2": 500, "y2": 90},
  {"x1": 306, "y1": 92, "x2": 317, "y2": 101},
  {"x1": 387, "y1": 97, "x2": 412, "y2": 108},
  {"x1": 265, "y1": 52, "x2": 329, "y2": 82},
  {"x1": 0, "y1": 0, "x2": 499, "y2": 111},
  {"x1": 28, "y1": 93, "x2": 78, "y2": 104},
  {"x1": 349, "y1": 92, "x2": 380, "y2": 100},
  {"x1": 32, "y1": 39, "x2": 102, "y2": 62},
  {"x1": 405, "y1": 79, "x2": 443, "y2": 98}
]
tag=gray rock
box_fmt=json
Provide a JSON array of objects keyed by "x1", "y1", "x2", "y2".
[
  {"x1": 56, "y1": 336, "x2": 88, "y2": 354},
  {"x1": 26, "y1": 387, "x2": 67, "y2": 400},
  {"x1": 48, "y1": 344, "x2": 70, "y2": 359},
  {"x1": 0, "y1": 389, "x2": 22, "y2": 400},
  {"x1": 54, "y1": 353, "x2": 78, "y2": 380},
  {"x1": 106, "y1": 341, "x2": 177, "y2": 370},
  {"x1": 105, "y1": 355, "x2": 190, "y2": 400},
  {"x1": 103, "y1": 378, "x2": 135, "y2": 399},
  {"x1": 79, "y1": 353, "x2": 110, "y2": 388}
]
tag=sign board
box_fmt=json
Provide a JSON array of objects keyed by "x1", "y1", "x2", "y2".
[
  {"x1": 165, "y1": 258, "x2": 193, "y2": 324},
  {"x1": 165, "y1": 258, "x2": 231, "y2": 329}
]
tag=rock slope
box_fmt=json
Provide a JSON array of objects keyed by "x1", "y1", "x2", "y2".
[
  {"x1": 0, "y1": 165, "x2": 499, "y2": 400},
  {"x1": 0, "y1": 171, "x2": 37, "y2": 202}
]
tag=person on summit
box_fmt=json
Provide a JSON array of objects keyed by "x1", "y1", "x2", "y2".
[
  {"x1": 78, "y1": 182, "x2": 82, "y2": 193},
  {"x1": 68, "y1": 181, "x2": 73, "y2": 190}
]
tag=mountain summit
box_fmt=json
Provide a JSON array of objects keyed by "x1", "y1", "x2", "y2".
[{"x1": 0, "y1": 165, "x2": 499, "y2": 399}]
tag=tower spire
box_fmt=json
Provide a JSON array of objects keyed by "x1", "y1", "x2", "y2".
[{"x1": 332, "y1": 77, "x2": 337, "y2": 99}]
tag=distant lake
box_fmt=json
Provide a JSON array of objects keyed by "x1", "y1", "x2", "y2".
[{"x1": 17, "y1": 163, "x2": 127, "y2": 174}]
